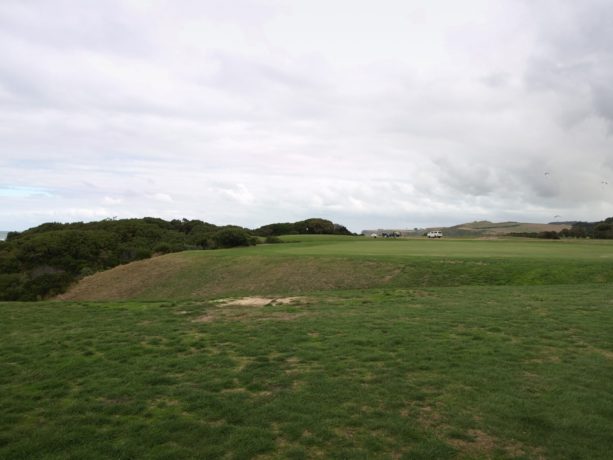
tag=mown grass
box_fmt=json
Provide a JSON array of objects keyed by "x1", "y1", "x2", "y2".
[{"x1": 1, "y1": 284, "x2": 613, "y2": 459}]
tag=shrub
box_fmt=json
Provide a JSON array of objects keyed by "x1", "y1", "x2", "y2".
[
  {"x1": 213, "y1": 228, "x2": 255, "y2": 248},
  {"x1": 153, "y1": 242, "x2": 173, "y2": 254}
]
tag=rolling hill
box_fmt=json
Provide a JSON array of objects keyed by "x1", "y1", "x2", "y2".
[{"x1": 436, "y1": 221, "x2": 572, "y2": 237}]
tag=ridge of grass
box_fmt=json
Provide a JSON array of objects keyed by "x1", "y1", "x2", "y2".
[{"x1": 60, "y1": 237, "x2": 613, "y2": 301}]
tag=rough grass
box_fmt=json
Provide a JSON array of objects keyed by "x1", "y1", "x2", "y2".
[
  {"x1": 60, "y1": 237, "x2": 613, "y2": 301},
  {"x1": 2, "y1": 284, "x2": 612, "y2": 459},
  {"x1": 7, "y1": 236, "x2": 612, "y2": 458}
]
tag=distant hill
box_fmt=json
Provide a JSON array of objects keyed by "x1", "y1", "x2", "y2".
[
  {"x1": 363, "y1": 221, "x2": 573, "y2": 238},
  {"x1": 434, "y1": 221, "x2": 572, "y2": 237},
  {"x1": 0, "y1": 231, "x2": 7, "y2": 241}
]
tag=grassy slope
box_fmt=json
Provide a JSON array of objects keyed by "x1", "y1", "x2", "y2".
[{"x1": 60, "y1": 236, "x2": 613, "y2": 301}]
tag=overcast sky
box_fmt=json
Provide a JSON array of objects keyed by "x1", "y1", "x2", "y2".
[{"x1": 1, "y1": 0, "x2": 612, "y2": 232}]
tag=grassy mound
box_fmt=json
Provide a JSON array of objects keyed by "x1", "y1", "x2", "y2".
[{"x1": 60, "y1": 236, "x2": 613, "y2": 301}]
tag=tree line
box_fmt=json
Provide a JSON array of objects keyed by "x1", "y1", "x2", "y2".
[{"x1": 0, "y1": 217, "x2": 351, "y2": 301}]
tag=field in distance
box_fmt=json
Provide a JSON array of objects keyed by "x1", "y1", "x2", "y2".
[
  {"x1": 2, "y1": 236, "x2": 612, "y2": 459},
  {"x1": 60, "y1": 235, "x2": 613, "y2": 301}
]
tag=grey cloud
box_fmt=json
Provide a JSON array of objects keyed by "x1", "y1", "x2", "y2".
[
  {"x1": 160, "y1": 0, "x2": 279, "y2": 25},
  {"x1": 0, "y1": 0, "x2": 154, "y2": 56},
  {"x1": 1, "y1": 1, "x2": 613, "y2": 232},
  {"x1": 433, "y1": 161, "x2": 506, "y2": 198},
  {"x1": 525, "y1": 0, "x2": 613, "y2": 125},
  {"x1": 209, "y1": 52, "x2": 322, "y2": 94},
  {"x1": 592, "y1": 82, "x2": 613, "y2": 122},
  {"x1": 480, "y1": 73, "x2": 512, "y2": 89}
]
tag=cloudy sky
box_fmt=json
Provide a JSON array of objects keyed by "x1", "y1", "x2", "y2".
[{"x1": 1, "y1": 0, "x2": 612, "y2": 232}]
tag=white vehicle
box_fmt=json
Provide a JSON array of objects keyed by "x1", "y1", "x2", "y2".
[{"x1": 427, "y1": 231, "x2": 443, "y2": 238}]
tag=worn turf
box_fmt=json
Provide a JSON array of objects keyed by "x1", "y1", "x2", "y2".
[{"x1": 1, "y1": 285, "x2": 612, "y2": 459}]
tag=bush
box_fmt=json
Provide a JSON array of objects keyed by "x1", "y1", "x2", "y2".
[
  {"x1": 79, "y1": 266, "x2": 95, "y2": 277},
  {"x1": 0, "y1": 273, "x2": 25, "y2": 301},
  {"x1": 153, "y1": 242, "x2": 173, "y2": 254},
  {"x1": 253, "y1": 218, "x2": 352, "y2": 236},
  {"x1": 23, "y1": 272, "x2": 73, "y2": 300},
  {"x1": 213, "y1": 228, "x2": 255, "y2": 248}
]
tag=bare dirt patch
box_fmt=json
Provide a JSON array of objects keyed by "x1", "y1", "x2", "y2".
[
  {"x1": 192, "y1": 296, "x2": 311, "y2": 323},
  {"x1": 216, "y1": 296, "x2": 306, "y2": 307}
]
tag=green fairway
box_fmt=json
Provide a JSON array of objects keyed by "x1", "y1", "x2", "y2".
[{"x1": 2, "y1": 236, "x2": 613, "y2": 459}]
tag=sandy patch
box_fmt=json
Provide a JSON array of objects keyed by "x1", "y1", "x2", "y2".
[
  {"x1": 216, "y1": 296, "x2": 306, "y2": 307},
  {"x1": 192, "y1": 296, "x2": 310, "y2": 323}
]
